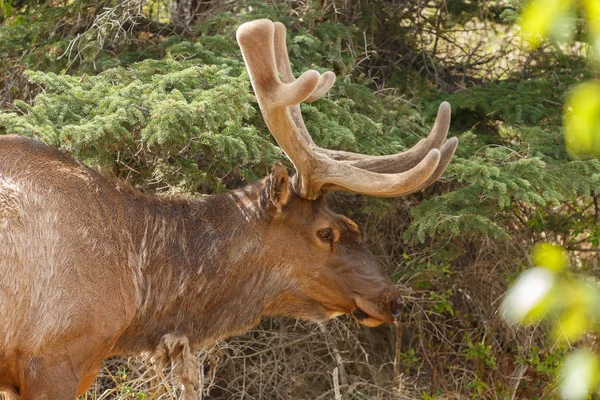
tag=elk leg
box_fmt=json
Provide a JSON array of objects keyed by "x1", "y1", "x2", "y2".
[
  {"x1": 77, "y1": 371, "x2": 100, "y2": 395},
  {"x1": 1, "y1": 390, "x2": 20, "y2": 400},
  {"x1": 153, "y1": 334, "x2": 200, "y2": 399},
  {"x1": 18, "y1": 359, "x2": 79, "y2": 400}
]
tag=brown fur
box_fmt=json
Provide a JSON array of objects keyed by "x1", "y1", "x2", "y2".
[{"x1": 0, "y1": 135, "x2": 400, "y2": 398}]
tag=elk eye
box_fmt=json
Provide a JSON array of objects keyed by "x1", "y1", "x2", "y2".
[{"x1": 317, "y1": 228, "x2": 333, "y2": 241}]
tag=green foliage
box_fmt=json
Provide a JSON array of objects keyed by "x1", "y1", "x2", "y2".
[
  {"x1": 1, "y1": 0, "x2": 600, "y2": 398},
  {"x1": 1, "y1": 60, "x2": 281, "y2": 192},
  {"x1": 429, "y1": 80, "x2": 560, "y2": 126},
  {"x1": 464, "y1": 341, "x2": 497, "y2": 369},
  {"x1": 0, "y1": 19, "x2": 425, "y2": 193},
  {"x1": 406, "y1": 144, "x2": 600, "y2": 243}
]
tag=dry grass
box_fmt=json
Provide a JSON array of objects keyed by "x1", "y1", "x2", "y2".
[
  {"x1": 74, "y1": 257, "x2": 543, "y2": 399},
  {"x1": 81, "y1": 318, "x2": 406, "y2": 399}
]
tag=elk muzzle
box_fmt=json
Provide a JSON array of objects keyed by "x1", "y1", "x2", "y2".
[{"x1": 351, "y1": 289, "x2": 403, "y2": 327}]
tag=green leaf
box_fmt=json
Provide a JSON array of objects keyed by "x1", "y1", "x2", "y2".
[
  {"x1": 521, "y1": 0, "x2": 573, "y2": 49},
  {"x1": 565, "y1": 80, "x2": 600, "y2": 159}
]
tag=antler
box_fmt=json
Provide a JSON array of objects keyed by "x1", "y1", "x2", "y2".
[{"x1": 236, "y1": 19, "x2": 458, "y2": 200}]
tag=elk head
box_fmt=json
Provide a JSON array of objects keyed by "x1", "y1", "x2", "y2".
[{"x1": 237, "y1": 20, "x2": 458, "y2": 327}]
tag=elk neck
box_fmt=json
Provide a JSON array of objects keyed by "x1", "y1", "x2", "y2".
[{"x1": 113, "y1": 179, "x2": 293, "y2": 354}]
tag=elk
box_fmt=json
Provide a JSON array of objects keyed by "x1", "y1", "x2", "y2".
[{"x1": 0, "y1": 19, "x2": 457, "y2": 399}]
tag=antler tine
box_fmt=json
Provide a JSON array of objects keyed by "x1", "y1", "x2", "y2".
[
  {"x1": 306, "y1": 72, "x2": 337, "y2": 103},
  {"x1": 314, "y1": 149, "x2": 442, "y2": 197},
  {"x1": 271, "y1": 20, "x2": 454, "y2": 183},
  {"x1": 323, "y1": 102, "x2": 453, "y2": 173},
  {"x1": 404, "y1": 136, "x2": 458, "y2": 194},
  {"x1": 236, "y1": 19, "x2": 321, "y2": 108},
  {"x1": 273, "y1": 22, "x2": 336, "y2": 102},
  {"x1": 272, "y1": 19, "x2": 452, "y2": 176},
  {"x1": 326, "y1": 136, "x2": 458, "y2": 195},
  {"x1": 237, "y1": 19, "x2": 455, "y2": 200}
]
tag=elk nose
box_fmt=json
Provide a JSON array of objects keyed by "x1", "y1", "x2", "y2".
[{"x1": 390, "y1": 297, "x2": 403, "y2": 319}]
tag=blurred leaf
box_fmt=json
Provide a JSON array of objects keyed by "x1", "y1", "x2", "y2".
[
  {"x1": 559, "y1": 349, "x2": 600, "y2": 400},
  {"x1": 565, "y1": 80, "x2": 600, "y2": 159},
  {"x1": 583, "y1": 0, "x2": 600, "y2": 34},
  {"x1": 501, "y1": 267, "x2": 556, "y2": 324},
  {"x1": 532, "y1": 242, "x2": 569, "y2": 272},
  {"x1": 521, "y1": 0, "x2": 573, "y2": 48},
  {"x1": 583, "y1": 0, "x2": 600, "y2": 59},
  {"x1": 554, "y1": 309, "x2": 589, "y2": 343}
]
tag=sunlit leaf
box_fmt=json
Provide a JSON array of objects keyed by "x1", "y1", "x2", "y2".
[
  {"x1": 583, "y1": 0, "x2": 600, "y2": 59},
  {"x1": 564, "y1": 80, "x2": 600, "y2": 159},
  {"x1": 521, "y1": 0, "x2": 573, "y2": 49},
  {"x1": 555, "y1": 309, "x2": 590, "y2": 343},
  {"x1": 501, "y1": 267, "x2": 556, "y2": 324},
  {"x1": 583, "y1": 0, "x2": 600, "y2": 33},
  {"x1": 559, "y1": 349, "x2": 600, "y2": 400},
  {"x1": 532, "y1": 242, "x2": 569, "y2": 272},
  {"x1": 554, "y1": 281, "x2": 600, "y2": 343}
]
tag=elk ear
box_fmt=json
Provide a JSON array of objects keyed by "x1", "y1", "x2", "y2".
[{"x1": 268, "y1": 162, "x2": 291, "y2": 213}]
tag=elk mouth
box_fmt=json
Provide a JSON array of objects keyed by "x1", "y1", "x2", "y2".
[
  {"x1": 352, "y1": 307, "x2": 370, "y2": 320},
  {"x1": 351, "y1": 306, "x2": 389, "y2": 327},
  {"x1": 351, "y1": 300, "x2": 395, "y2": 327},
  {"x1": 320, "y1": 299, "x2": 397, "y2": 327}
]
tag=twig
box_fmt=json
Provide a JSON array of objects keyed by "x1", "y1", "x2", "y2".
[
  {"x1": 320, "y1": 324, "x2": 349, "y2": 393},
  {"x1": 333, "y1": 367, "x2": 342, "y2": 400}
]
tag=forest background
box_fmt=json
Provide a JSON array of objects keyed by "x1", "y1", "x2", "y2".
[{"x1": 1, "y1": 0, "x2": 600, "y2": 399}]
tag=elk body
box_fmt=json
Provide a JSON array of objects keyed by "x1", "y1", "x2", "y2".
[{"x1": 0, "y1": 20, "x2": 457, "y2": 399}]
